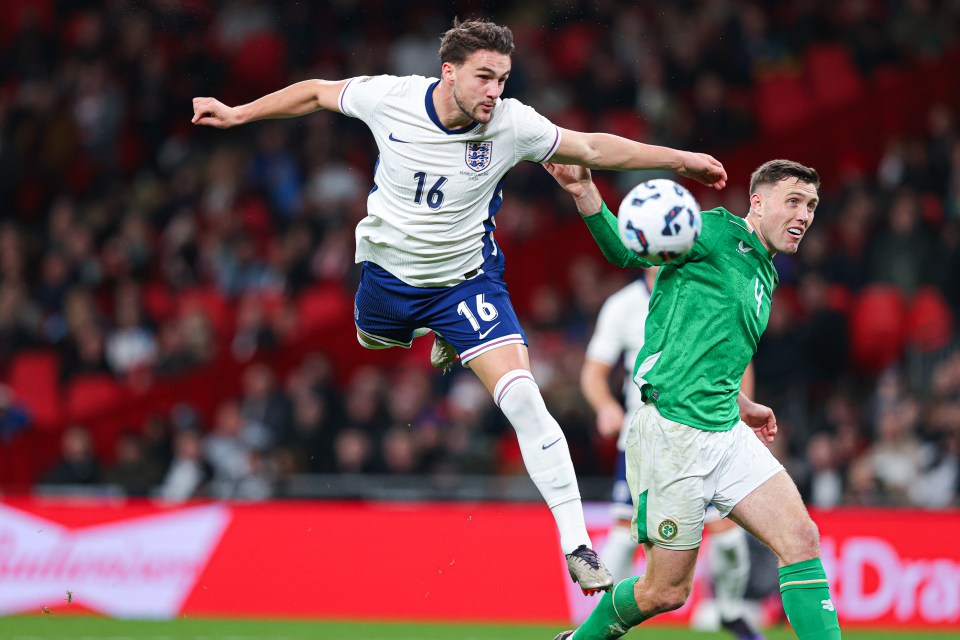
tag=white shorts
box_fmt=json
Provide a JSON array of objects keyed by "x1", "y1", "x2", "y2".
[{"x1": 624, "y1": 403, "x2": 783, "y2": 550}]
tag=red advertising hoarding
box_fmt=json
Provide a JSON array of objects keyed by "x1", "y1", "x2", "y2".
[{"x1": 0, "y1": 498, "x2": 957, "y2": 629}]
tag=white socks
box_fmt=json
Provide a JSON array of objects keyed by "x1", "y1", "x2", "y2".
[
  {"x1": 709, "y1": 525, "x2": 751, "y2": 622},
  {"x1": 494, "y1": 369, "x2": 590, "y2": 553},
  {"x1": 601, "y1": 523, "x2": 636, "y2": 581}
]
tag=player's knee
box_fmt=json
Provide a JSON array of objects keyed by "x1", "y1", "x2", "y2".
[
  {"x1": 644, "y1": 583, "x2": 691, "y2": 615},
  {"x1": 781, "y1": 517, "x2": 821, "y2": 565}
]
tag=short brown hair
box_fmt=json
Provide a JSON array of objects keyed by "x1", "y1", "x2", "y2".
[
  {"x1": 749, "y1": 159, "x2": 820, "y2": 195},
  {"x1": 438, "y1": 18, "x2": 514, "y2": 65}
]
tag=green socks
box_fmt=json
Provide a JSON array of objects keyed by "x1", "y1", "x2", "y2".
[
  {"x1": 572, "y1": 577, "x2": 649, "y2": 640},
  {"x1": 779, "y1": 558, "x2": 842, "y2": 639}
]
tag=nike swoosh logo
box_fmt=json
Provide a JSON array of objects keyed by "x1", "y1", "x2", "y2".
[
  {"x1": 388, "y1": 133, "x2": 410, "y2": 143},
  {"x1": 542, "y1": 437, "x2": 562, "y2": 450},
  {"x1": 477, "y1": 322, "x2": 500, "y2": 339}
]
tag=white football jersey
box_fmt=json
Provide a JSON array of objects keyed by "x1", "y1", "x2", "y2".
[
  {"x1": 338, "y1": 75, "x2": 561, "y2": 287},
  {"x1": 585, "y1": 279, "x2": 651, "y2": 450}
]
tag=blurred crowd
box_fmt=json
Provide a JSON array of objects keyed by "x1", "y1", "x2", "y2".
[{"x1": 2, "y1": 0, "x2": 959, "y2": 507}]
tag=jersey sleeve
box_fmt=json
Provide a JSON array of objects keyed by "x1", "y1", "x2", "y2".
[
  {"x1": 338, "y1": 75, "x2": 402, "y2": 121},
  {"x1": 507, "y1": 99, "x2": 562, "y2": 163},
  {"x1": 581, "y1": 203, "x2": 650, "y2": 268},
  {"x1": 586, "y1": 292, "x2": 629, "y2": 365}
]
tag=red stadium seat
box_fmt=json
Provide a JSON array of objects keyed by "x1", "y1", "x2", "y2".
[
  {"x1": 755, "y1": 74, "x2": 812, "y2": 133},
  {"x1": 804, "y1": 44, "x2": 865, "y2": 110},
  {"x1": 905, "y1": 287, "x2": 954, "y2": 352},
  {"x1": 230, "y1": 32, "x2": 286, "y2": 95},
  {"x1": 8, "y1": 350, "x2": 63, "y2": 430},
  {"x1": 848, "y1": 285, "x2": 906, "y2": 374},
  {"x1": 64, "y1": 374, "x2": 126, "y2": 423},
  {"x1": 296, "y1": 284, "x2": 352, "y2": 333}
]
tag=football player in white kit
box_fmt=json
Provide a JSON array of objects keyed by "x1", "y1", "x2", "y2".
[{"x1": 192, "y1": 17, "x2": 727, "y2": 594}]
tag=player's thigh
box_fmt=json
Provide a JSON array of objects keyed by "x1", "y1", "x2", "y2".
[
  {"x1": 625, "y1": 404, "x2": 709, "y2": 551},
  {"x1": 468, "y1": 343, "x2": 531, "y2": 395},
  {"x1": 709, "y1": 421, "x2": 784, "y2": 520},
  {"x1": 727, "y1": 470, "x2": 820, "y2": 565}
]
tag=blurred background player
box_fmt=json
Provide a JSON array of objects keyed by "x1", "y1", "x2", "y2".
[
  {"x1": 581, "y1": 268, "x2": 765, "y2": 639},
  {"x1": 192, "y1": 17, "x2": 727, "y2": 594},
  {"x1": 546, "y1": 159, "x2": 840, "y2": 640}
]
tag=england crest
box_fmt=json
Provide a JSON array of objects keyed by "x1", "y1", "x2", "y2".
[{"x1": 465, "y1": 140, "x2": 493, "y2": 172}]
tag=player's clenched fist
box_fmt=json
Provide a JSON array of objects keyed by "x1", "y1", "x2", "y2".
[
  {"x1": 191, "y1": 97, "x2": 240, "y2": 128},
  {"x1": 676, "y1": 151, "x2": 727, "y2": 190}
]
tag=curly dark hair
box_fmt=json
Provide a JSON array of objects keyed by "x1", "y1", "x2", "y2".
[
  {"x1": 749, "y1": 159, "x2": 821, "y2": 194},
  {"x1": 438, "y1": 17, "x2": 514, "y2": 65}
]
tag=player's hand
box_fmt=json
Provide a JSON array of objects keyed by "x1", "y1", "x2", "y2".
[
  {"x1": 676, "y1": 152, "x2": 727, "y2": 190},
  {"x1": 595, "y1": 403, "x2": 625, "y2": 438},
  {"x1": 740, "y1": 399, "x2": 777, "y2": 444},
  {"x1": 542, "y1": 162, "x2": 604, "y2": 214},
  {"x1": 192, "y1": 97, "x2": 240, "y2": 128},
  {"x1": 541, "y1": 162, "x2": 593, "y2": 196}
]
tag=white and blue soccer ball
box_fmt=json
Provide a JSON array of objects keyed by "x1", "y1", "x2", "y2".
[{"x1": 617, "y1": 179, "x2": 702, "y2": 264}]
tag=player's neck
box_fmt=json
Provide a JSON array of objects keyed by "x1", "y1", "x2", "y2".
[
  {"x1": 432, "y1": 83, "x2": 474, "y2": 130},
  {"x1": 745, "y1": 212, "x2": 776, "y2": 257}
]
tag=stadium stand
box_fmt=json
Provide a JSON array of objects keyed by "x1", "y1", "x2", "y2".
[{"x1": 0, "y1": 1, "x2": 957, "y2": 509}]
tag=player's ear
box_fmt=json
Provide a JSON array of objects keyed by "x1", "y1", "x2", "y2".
[
  {"x1": 749, "y1": 192, "x2": 763, "y2": 217},
  {"x1": 441, "y1": 61, "x2": 456, "y2": 85}
]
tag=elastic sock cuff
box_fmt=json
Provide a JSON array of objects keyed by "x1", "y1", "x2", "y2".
[
  {"x1": 612, "y1": 577, "x2": 647, "y2": 626},
  {"x1": 778, "y1": 558, "x2": 829, "y2": 592}
]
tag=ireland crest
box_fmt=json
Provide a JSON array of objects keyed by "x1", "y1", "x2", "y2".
[{"x1": 465, "y1": 141, "x2": 493, "y2": 172}]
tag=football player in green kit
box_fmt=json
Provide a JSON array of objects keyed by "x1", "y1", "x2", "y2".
[{"x1": 545, "y1": 159, "x2": 841, "y2": 640}]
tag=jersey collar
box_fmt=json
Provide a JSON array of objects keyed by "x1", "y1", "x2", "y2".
[{"x1": 425, "y1": 80, "x2": 481, "y2": 135}]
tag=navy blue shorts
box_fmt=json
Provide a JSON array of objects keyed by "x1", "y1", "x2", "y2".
[{"x1": 354, "y1": 262, "x2": 527, "y2": 366}]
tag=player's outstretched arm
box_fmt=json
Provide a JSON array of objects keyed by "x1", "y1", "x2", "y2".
[
  {"x1": 550, "y1": 129, "x2": 727, "y2": 190},
  {"x1": 192, "y1": 79, "x2": 350, "y2": 128},
  {"x1": 542, "y1": 162, "x2": 648, "y2": 269}
]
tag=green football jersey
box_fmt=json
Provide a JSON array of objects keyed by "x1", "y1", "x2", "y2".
[{"x1": 582, "y1": 205, "x2": 778, "y2": 431}]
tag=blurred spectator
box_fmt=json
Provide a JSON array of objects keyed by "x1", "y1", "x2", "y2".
[
  {"x1": 869, "y1": 398, "x2": 924, "y2": 502},
  {"x1": 239, "y1": 363, "x2": 290, "y2": 449},
  {"x1": 103, "y1": 431, "x2": 161, "y2": 497},
  {"x1": 796, "y1": 432, "x2": 844, "y2": 509},
  {"x1": 105, "y1": 284, "x2": 158, "y2": 376},
  {"x1": 0, "y1": 383, "x2": 31, "y2": 441},
  {"x1": 334, "y1": 427, "x2": 376, "y2": 474},
  {"x1": 844, "y1": 455, "x2": 881, "y2": 506},
  {"x1": 0, "y1": 283, "x2": 39, "y2": 368},
  {"x1": 866, "y1": 189, "x2": 936, "y2": 294},
  {"x1": 231, "y1": 293, "x2": 279, "y2": 361},
  {"x1": 158, "y1": 429, "x2": 212, "y2": 501},
  {"x1": 41, "y1": 425, "x2": 101, "y2": 485},
  {"x1": 205, "y1": 399, "x2": 256, "y2": 495}
]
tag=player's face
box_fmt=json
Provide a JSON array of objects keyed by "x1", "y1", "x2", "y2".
[
  {"x1": 449, "y1": 50, "x2": 511, "y2": 124},
  {"x1": 749, "y1": 178, "x2": 818, "y2": 255}
]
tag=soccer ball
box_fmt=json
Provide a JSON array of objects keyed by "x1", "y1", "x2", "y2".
[{"x1": 617, "y1": 179, "x2": 702, "y2": 264}]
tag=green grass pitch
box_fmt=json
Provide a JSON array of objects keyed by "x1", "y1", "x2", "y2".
[{"x1": 3, "y1": 617, "x2": 959, "y2": 640}]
